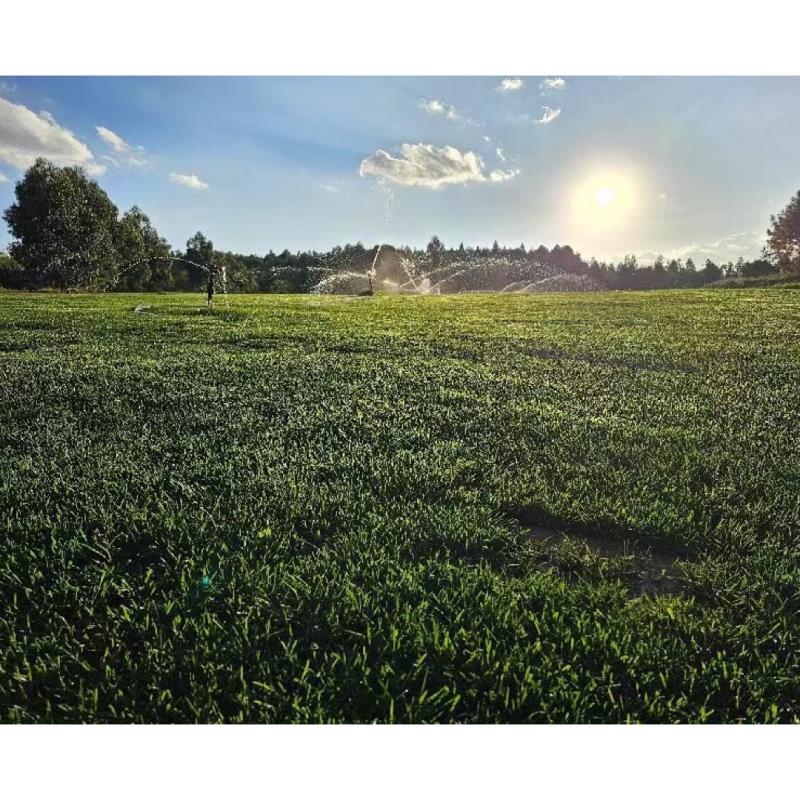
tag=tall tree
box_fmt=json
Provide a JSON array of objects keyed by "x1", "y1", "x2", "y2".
[
  {"x1": 702, "y1": 259, "x2": 722, "y2": 283},
  {"x1": 766, "y1": 190, "x2": 800, "y2": 274},
  {"x1": 426, "y1": 235, "x2": 446, "y2": 269},
  {"x1": 183, "y1": 231, "x2": 215, "y2": 289},
  {"x1": 114, "y1": 206, "x2": 172, "y2": 291},
  {"x1": 3, "y1": 158, "x2": 120, "y2": 290}
]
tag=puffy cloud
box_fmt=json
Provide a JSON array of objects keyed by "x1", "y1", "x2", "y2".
[
  {"x1": 359, "y1": 143, "x2": 518, "y2": 188},
  {"x1": 634, "y1": 231, "x2": 766, "y2": 264},
  {"x1": 169, "y1": 172, "x2": 209, "y2": 190},
  {"x1": 540, "y1": 77, "x2": 566, "y2": 92},
  {"x1": 0, "y1": 171, "x2": 8, "y2": 183},
  {"x1": 419, "y1": 98, "x2": 460, "y2": 120},
  {"x1": 710, "y1": 231, "x2": 763, "y2": 251},
  {"x1": 672, "y1": 231, "x2": 765, "y2": 260},
  {"x1": 497, "y1": 78, "x2": 524, "y2": 93},
  {"x1": 534, "y1": 106, "x2": 561, "y2": 124},
  {"x1": 0, "y1": 96, "x2": 104, "y2": 175}
]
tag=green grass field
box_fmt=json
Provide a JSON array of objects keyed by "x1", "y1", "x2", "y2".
[{"x1": 2, "y1": 289, "x2": 800, "y2": 722}]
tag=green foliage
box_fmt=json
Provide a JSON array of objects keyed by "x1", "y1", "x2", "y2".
[
  {"x1": 180, "y1": 231, "x2": 215, "y2": 291},
  {"x1": 702, "y1": 259, "x2": 722, "y2": 282},
  {"x1": 767, "y1": 190, "x2": 800, "y2": 274},
  {"x1": 1, "y1": 289, "x2": 800, "y2": 722},
  {"x1": 114, "y1": 206, "x2": 173, "y2": 291},
  {"x1": 740, "y1": 259, "x2": 774, "y2": 279},
  {"x1": 0, "y1": 251, "x2": 25, "y2": 289},
  {"x1": 3, "y1": 159, "x2": 121, "y2": 290}
]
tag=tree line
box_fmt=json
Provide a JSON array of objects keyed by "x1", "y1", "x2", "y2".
[{"x1": 1, "y1": 158, "x2": 799, "y2": 292}]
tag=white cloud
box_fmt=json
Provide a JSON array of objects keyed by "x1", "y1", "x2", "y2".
[
  {"x1": 124, "y1": 155, "x2": 152, "y2": 168},
  {"x1": 488, "y1": 168, "x2": 520, "y2": 182},
  {"x1": 169, "y1": 172, "x2": 209, "y2": 190},
  {"x1": 419, "y1": 98, "x2": 485, "y2": 129},
  {"x1": 419, "y1": 98, "x2": 461, "y2": 121},
  {"x1": 674, "y1": 231, "x2": 765, "y2": 259},
  {"x1": 497, "y1": 78, "x2": 524, "y2": 93},
  {"x1": 359, "y1": 143, "x2": 519, "y2": 188},
  {"x1": 318, "y1": 182, "x2": 339, "y2": 193},
  {"x1": 534, "y1": 106, "x2": 561, "y2": 124},
  {"x1": 540, "y1": 77, "x2": 566, "y2": 92},
  {"x1": 633, "y1": 231, "x2": 766, "y2": 265},
  {"x1": 0, "y1": 171, "x2": 8, "y2": 183},
  {"x1": 96, "y1": 125, "x2": 152, "y2": 168},
  {"x1": 86, "y1": 162, "x2": 107, "y2": 177},
  {"x1": 96, "y1": 126, "x2": 129, "y2": 153},
  {"x1": 0, "y1": 96, "x2": 104, "y2": 175},
  {"x1": 496, "y1": 147, "x2": 506, "y2": 162}
]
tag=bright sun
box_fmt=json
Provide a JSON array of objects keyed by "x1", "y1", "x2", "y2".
[
  {"x1": 594, "y1": 185, "x2": 616, "y2": 209},
  {"x1": 571, "y1": 168, "x2": 641, "y2": 232}
]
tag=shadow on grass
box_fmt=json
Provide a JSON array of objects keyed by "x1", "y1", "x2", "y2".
[{"x1": 504, "y1": 503, "x2": 693, "y2": 597}]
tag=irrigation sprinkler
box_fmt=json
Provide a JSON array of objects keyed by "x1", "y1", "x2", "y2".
[{"x1": 118, "y1": 256, "x2": 227, "y2": 309}]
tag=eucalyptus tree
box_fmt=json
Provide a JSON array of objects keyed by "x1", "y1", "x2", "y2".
[
  {"x1": 3, "y1": 158, "x2": 120, "y2": 290},
  {"x1": 115, "y1": 206, "x2": 172, "y2": 291}
]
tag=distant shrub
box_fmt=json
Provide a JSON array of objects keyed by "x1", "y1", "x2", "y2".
[{"x1": 0, "y1": 251, "x2": 28, "y2": 289}]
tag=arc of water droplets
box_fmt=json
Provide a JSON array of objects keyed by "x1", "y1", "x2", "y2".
[
  {"x1": 118, "y1": 249, "x2": 572, "y2": 296},
  {"x1": 120, "y1": 255, "x2": 219, "y2": 276},
  {"x1": 119, "y1": 256, "x2": 227, "y2": 294}
]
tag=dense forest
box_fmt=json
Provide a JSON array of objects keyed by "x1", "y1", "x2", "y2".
[{"x1": 1, "y1": 158, "x2": 798, "y2": 293}]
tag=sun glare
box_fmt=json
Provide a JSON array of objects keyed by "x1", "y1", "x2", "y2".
[
  {"x1": 594, "y1": 185, "x2": 616, "y2": 208},
  {"x1": 570, "y1": 168, "x2": 641, "y2": 233}
]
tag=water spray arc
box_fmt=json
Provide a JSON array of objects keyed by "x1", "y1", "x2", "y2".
[
  {"x1": 119, "y1": 256, "x2": 227, "y2": 308},
  {"x1": 121, "y1": 246, "x2": 577, "y2": 299},
  {"x1": 367, "y1": 244, "x2": 381, "y2": 295},
  {"x1": 309, "y1": 244, "x2": 425, "y2": 295}
]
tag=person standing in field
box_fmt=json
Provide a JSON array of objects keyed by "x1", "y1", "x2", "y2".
[{"x1": 206, "y1": 267, "x2": 215, "y2": 308}]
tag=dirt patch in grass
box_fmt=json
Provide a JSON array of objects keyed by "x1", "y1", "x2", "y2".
[
  {"x1": 506, "y1": 506, "x2": 690, "y2": 597},
  {"x1": 526, "y1": 525, "x2": 686, "y2": 597}
]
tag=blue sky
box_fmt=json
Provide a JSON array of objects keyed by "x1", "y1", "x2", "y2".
[{"x1": 1, "y1": 76, "x2": 799, "y2": 263}]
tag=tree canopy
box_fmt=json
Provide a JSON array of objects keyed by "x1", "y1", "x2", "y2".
[
  {"x1": 767, "y1": 191, "x2": 800, "y2": 274},
  {"x1": 115, "y1": 206, "x2": 172, "y2": 291},
  {"x1": 3, "y1": 159, "x2": 121, "y2": 290}
]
